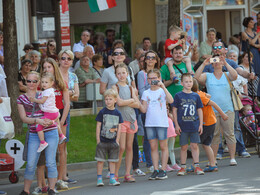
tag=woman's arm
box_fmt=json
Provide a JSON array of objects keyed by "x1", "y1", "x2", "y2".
[
  {"x1": 242, "y1": 31, "x2": 260, "y2": 46},
  {"x1": 222, "y1": 56, "x2": 238, "y2": 81},
  {"x1": 60, "y1": 89, "x2": 70, "y2": 126},
  {"x1": 194, "y1": 58, "x2": 209, "y2": 85},
  {"x1": 70, "y1": 82, "x2": 79, "y2": 102},
  {"x1": 137, "y1": 71, "x2": 146, "y2": 97}
]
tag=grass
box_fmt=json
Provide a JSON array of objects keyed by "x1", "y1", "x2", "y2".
[{"x1": 0, "y1": 115, "x2": 180, "y2": 164}]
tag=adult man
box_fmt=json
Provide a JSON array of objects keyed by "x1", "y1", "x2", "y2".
[
  {"x1": 73, "y1": 30, "x2": 95, "y2": 61},
  {"x1": 202, "y1": 40, "x2": 251, "y2": 158},
  {"x1": 73, "y1": 45, "x2": 94, "y2": 72},
  {"x1": 160, "y1": 45, "x2": 191, "y2": 97},
  {"x1": 129, "y1": 48, "x2": 144, "y2": 76},
  {"x1": 74, "y1": 56, "x2": 99, "y2": 108},
  {"x1": 142, "y1": 37, "x2": 152, "y2": 52},
  {"x1": 105, "y1": 28, "x2": 115, "y2": 52}
]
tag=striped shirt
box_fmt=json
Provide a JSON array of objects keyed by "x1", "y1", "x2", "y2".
[{"x1": 17, "y1": 94, "x2": 57, "y2": 133}]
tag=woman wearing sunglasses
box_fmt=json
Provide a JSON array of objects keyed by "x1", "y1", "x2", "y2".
[
  {"x1": 18, "y1": 71, "x2": 58, "y2": 195},
  {"x1": 136, "y1": 50, "x2": 161, "y2": 174},
  {"x1": 57, "y1": 50, "x2": 79, "y2": 185},
  {"x1": 100, "y1": 47, "x2": 135, "y2": 95}
]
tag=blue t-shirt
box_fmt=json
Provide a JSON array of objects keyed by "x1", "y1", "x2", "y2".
[
  {"x1": 203, "y1": 58, "x2": 238, "y2": 73},
  {"x1": 172, "y1": 91, "x2": 203, "y2": 133},
  {"x1": 96, "y1": 107, "x2": 123, "y2": 143}
]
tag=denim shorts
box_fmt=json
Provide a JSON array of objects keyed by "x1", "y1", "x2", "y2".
[
  {"x1": 179, "y1": 131, "x2": 200, "y2": 146},
  {"x1": 146, "y1": 127, "x2": 168, "y2": 140},
  {"x1": 95, "y1": 142, "x2": 119, "y2": 162},
  {"x1": 200, "y1": 124, "x2": 216, "y2": 146}
]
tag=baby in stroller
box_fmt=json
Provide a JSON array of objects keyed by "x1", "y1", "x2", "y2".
[{"x1": 241, "y1": 105, "x2": 257, "y2": 134}]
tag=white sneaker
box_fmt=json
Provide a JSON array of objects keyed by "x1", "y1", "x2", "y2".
[
  {"x1": 31, "y1": 187, "x2": 42, "y2": 195},
  {"x1": 147, "y1": 166, "x2": 154, "y2": 173},
  {"x1": 224, "y1": 146, "x2": 229, "y2": 153},
  {"x1": 134, "y1": 169, "x2": 146, "y2": 176},
  {"x1": 230, "y1": 159, "x2": 237, "y2": 166},
  {"x1": 56, "y1": 180, "x2": 69, "y2": 190}
]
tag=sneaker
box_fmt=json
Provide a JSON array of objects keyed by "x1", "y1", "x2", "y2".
[
  {"x1": 194, "y1": 167, "x2": 205, "y2": 175},
  {"x1": 56, "y1": 180, "x2": 69, "y2": 190},
  {"x1": 41, "y1": 186, "x2": 49, "y2": 193},
  {"x1": 172, "y1": 164, "x2": 181, "y2": 171},
  {"x1": 149, "y1": 170, "x2": 159, "y2": 180},
  {"x1": 97, "y1": 178, "x2": 104, "y2": 187},
  {"x1": 156, "y1": 170, "x2": 168, "y2": 180},
  {"x1": 158, "y1": 164, "x2": 162, "y2": 169},
  {"x1": 204, "y1": 165, "x2": 218, "y2": 172},
  {"x1": 59, "y1": 134, "x2": 67, "y2": 144},
  {"x1": 230, "y1": 159, "x2": 237, "y2": 166},
  {"x1": 106, "y1": 171, "x2": 110, "y2": 179},
  {"x1": 147, "y1": 166, "x2": 154, "y2": 173},
  {"x1": 109, "y1": 178, "x2": 120, "y2": 186},
  {"x1": 177, "y1": 168, "x2": 186, "y2": 176},
  {"x1": 0, "y1": 191, "x2": 7, "y2": 195},
  {"x1": 19, "y1": 191, "x2": 29, "y2": 195},
  {"x1": 48, "y1": 189, "x2": 56, "y2": 195},
  {"x1": 186, "y1": 165, "x2": 194, "y2": 173},
  {"x1": 32, "y1": 187, "x2": 42, "y2": 195},
  {"x1": 37, "y1": 142, "x2": 48, "y2": 153},
  {"x1": 216, "y1": 153, "x2": 222, "y2": 160},
  {"x1": 166, "y1": 164, "x2": 174, "y2": 172},
  {"x1": 53, "y1": 188, "x2": 59, "y2": 194},
  {"x1": 224, "y1": 146, "x2": 229, "y2": 153},
  {"x1": 239, "y1": 151, "x2": 251, "y2": 158},
  {"x1": 63, "y1": 178, "x2": 77, "y2": 184},
  {"x1": 134, "y1": 169, "x2": 146, "y2": 176},
  {"x1": 124, "y1": 175, "x2": 135, "y2": 182}
]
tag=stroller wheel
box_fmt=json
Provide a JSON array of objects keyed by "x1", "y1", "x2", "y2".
[{"x1": 9, "y1": 172, "x2": 19, "y2": 184}]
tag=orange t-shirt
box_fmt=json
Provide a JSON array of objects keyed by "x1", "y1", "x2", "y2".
[{"x1": 197, "y1": 91, "x2": 217, "y2": 126}]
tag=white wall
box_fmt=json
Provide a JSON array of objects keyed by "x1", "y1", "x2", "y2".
[{"x1": 0, "y1": 0, "x2": 30, "y2": 65}]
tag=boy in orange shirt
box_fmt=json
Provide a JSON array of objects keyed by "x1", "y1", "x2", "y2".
[{"x1": 191, "y1": 79, "x2": 228, "y2": 172}]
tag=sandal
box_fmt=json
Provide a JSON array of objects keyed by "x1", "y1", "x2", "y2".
[{"x1": 124, "y1": 174, "x2": 135, "y2": 183}]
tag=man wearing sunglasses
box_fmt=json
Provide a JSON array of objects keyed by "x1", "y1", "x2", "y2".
[
  {"x1": 203, "y1": 41, "x2": 254, "y2": 80},
  {"x1": 73, "y1": 30, "x2": 95, "y2": 61}
]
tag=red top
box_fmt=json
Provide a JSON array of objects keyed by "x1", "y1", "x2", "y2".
[
  {"x1": 164, "y1": 39, "x2": 180, "y2": 58},
  {"x1": 54, "y1": 89, "x2": 64, "y2": 109}
]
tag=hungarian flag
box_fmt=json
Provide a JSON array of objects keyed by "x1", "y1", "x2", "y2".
[{"x1": 88, "y1": 0, "x2": 117, "y2": 13}]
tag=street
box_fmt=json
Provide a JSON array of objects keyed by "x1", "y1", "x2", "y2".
[{"x1": 1, "y1": 150, "x2": 260, "y2": 195}]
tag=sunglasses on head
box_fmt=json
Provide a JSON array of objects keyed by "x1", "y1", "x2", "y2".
[
  {"x1": 112, "y1": 52, "x2": 125, "y2": 56},
  {"x1": 146, "y1": 56, "x2": 156, "y2": 60},
  {"x1": 61, "y1": 57, "x2": 72, "y2": 61},
  {"x1": 26, "y1": 80, "x2": 38, "y2": 83},
  {"x1": 213, "y1": 46, "x2": 223, "y2": 50}
]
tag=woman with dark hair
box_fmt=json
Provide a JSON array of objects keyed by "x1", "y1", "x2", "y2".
[
  {"x1": 241, "y1": 17, "x2": 260, "y2": 76},
  {"x1": 18, "y1": 59, "x2": 32, "y2": 94}
]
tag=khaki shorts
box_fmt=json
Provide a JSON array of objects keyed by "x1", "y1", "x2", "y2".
[{"x1": 212, "y1": 110, "x2": 236, "y2": 145}]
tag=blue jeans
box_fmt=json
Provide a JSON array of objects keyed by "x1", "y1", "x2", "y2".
[
  {"x1": 141, "y1": 113, "x2": 153, "y2": 167},
  {"x1": 24, "y1": 129, "x2": 59, "y2": 180},
  {"x1": 218, "y1": 111, "x2": 246, "y2": 154},
  {"x1": 146, "y1": 127, "x2": 168, "y2": 140}
]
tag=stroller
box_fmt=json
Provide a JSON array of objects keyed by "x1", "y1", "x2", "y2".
[{"x1": 239, "y1": 97, "x2": 260, "y2": 156}]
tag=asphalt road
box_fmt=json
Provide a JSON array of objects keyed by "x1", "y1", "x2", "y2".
[{"x1": 1, "y1": 150, "x2": 260, "y2": 195}]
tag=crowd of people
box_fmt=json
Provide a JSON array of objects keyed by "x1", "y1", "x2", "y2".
[{"x1": 0, "y1": 14, "x2": 260, "y2": 195}]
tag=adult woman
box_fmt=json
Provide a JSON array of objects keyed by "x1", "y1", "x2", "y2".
[
  {"x1": 239, "y1": 52, "x2": 259, "y2": 97},
  {"x1": 18, "y1": 71, "x2": 58, "y2": 195},
  {"x1": 195, "y1": 55, "x2": 238, "y2": 166},
  {"x1": 18, "y1": 59, "x2": 32, "y2": 94},
  {"x1": 100, "y1": 47, "x2": 135, "y2": 94},
  {"x1": 43, "y1": 40, "x2": 58, "y2": 61},
  {"x1": 20, "y1": 43, "x2": 34, "y2": 62},
  {"x1": 92, "y1": 54, "x2": 104, "y2": 79},
  {"x1": 136, "y1": 51, "x2": 160, "y2": 173},
  {"x1": 29, "y1": 50, "x2": 41, "y2": 72},
  {"x1": 94, "y1": 32, "x2": 106, "y2": 54},
  {"x1": 58, "y1": 50, "x2": 79, "y2": 184},
  {"x1": 241, "y1": 17, "x2": 260, "y2": 76},
  {"x1": 199, "y1": 28, "x2": 217, "y2": 62}
]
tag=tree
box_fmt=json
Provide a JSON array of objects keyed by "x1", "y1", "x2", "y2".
[
  {"x1": 167, "y1": 0, "x2": 180, "y2": 30},
  {"x1": 3, "y1": 0, "x2": 23, "y2": 134}
]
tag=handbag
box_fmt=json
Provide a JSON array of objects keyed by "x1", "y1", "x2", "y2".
[
  {"x1": 224, "y1": 72, "x2": 243, "y2": 111},
  {"x1": 0, "y1": 97, "x2": 15, "y2": 139}
]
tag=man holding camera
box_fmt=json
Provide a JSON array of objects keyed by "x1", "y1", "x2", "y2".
[{"x1": 160, "y1": 45, "x2": 193, "y2": 98}]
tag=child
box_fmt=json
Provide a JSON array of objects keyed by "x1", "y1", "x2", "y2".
[
  {"x1": 191, "y1": 78, "x2": 228, "y2": 172},
  {"x1": 164, "y1": 25, "x2": 193, "y2": 82},
  {"x1": 140, "y1": 69, "x2": 173, "y2": 180},
  {"x1": 112, "y1": 63, "x2": 141, "y2": 182},
  {"x1": 95, "y1": 88, "x2": 123, "y2": 187},
  {"x1": 30, "y1": 72, "x2": 66, "y2": 153},
  {"x1": 172, "y1": 73, "x2": 204, "y2": 176},
  {"x1": 241, "y1": 105, "x2": 257, "y2": 134},
  {"x1": 166, "y1": 103, "x2": 180, "y2": 172}
]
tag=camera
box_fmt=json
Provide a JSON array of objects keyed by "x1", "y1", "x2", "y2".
[
  {"x1": 210, "y1": 57, "x2": 220, "y2": 63},
  {"x1": 180, "y1": 35, "x2": 185, "y2": 39},
  {"x1": 151, "y1": 80, "x2": 159, "y2": 85}
]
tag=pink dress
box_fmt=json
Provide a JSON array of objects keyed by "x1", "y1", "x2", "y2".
[{"x1": 167, "y1": 117, "x2": 177, "y2": 138}]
